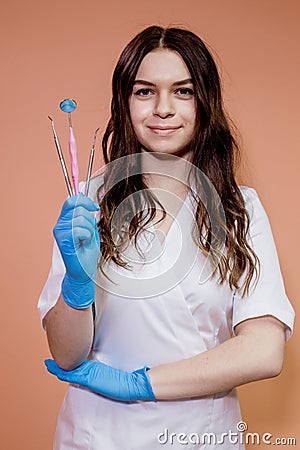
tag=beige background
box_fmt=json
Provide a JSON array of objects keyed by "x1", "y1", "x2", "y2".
[{"x1": 1, "y1": 0, "x2": 299, "y2": 448}]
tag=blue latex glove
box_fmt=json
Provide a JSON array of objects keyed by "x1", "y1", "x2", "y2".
[
  {"x1": 45, "y1": 359, "x2": 156, "y2": 402},
  {"x1": 53, "y1": 193, "x2": 100, "y2": 309}
]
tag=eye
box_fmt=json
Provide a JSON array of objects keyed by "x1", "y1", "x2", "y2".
[
  {"x1": 134, "y1": 88, "x2": 153, "y2": 97},
  {"x1": 175, "y1": 88, "x2": 194, "y2": 96}
]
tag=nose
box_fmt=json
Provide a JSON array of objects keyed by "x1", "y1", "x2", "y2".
[{"x1": 153, "y1": 92, "x2": 175, "y2": 118}]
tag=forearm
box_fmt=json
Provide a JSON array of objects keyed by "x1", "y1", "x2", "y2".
[
  {"x1": 148, "y1": 316, "x2": 285, "y2": 400},
  {"x1": 44, "y1": 294, "x2": 94, "y2": 371}
]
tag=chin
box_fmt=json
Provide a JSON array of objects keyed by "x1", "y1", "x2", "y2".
[{"x1": 141, "y1": 146, "x2": 192, "y2": 160}]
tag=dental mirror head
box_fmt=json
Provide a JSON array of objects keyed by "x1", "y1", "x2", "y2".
[{"x1": 59, "y1": 98, "x2": 77, "y2": 113}]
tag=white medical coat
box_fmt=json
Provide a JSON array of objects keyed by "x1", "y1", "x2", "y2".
[{"x1": 38, "y1": 176, "x2": 295, "y2": 449}]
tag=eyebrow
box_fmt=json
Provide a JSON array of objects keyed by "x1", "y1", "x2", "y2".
[{"x1": 133, "y1": 78, "x2": 193, "y2": 87}]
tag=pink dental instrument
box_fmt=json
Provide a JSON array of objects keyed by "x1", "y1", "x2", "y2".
[
  {"x1": 60, "y1": 99, "x2": 79, "y2": 195},
  {"x1": 48, "y1": 116, "x2": 74, "y2": 196}
]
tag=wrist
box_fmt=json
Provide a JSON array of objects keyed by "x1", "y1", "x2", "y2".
[
  {"x1": 131, "y1": 366, "x2": 156, "y2": 401},
  {"x1": 61, "y1": 273, "x2": 95, "y2": 309}
]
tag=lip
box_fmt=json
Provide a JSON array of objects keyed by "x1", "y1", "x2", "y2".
[{"x1": 148, "y1": 126, "x2": 181, "y2": 135}]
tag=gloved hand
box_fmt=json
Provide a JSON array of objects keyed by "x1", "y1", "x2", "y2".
[
  {"x1": 45, "y1": 359, "x2": 156, "y2": 402},
  {"x1": 53, "y1": 193, "x2": 100, "y2": 309}
]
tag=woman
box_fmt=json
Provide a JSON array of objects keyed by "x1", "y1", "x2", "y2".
[{"x1": 39, "y1": 25, "x2": 295, "y2": 449}]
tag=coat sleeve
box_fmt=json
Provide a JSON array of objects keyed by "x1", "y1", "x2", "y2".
[
  {"x1": 232, "y1": 187, "x2": 295, "y2": 340},
  {"x1": 37, "y1": 239, "x2": 66, "y2": 326},
  {"x1": 37, "y1": 180, "x2": 88, "y2": 325}
]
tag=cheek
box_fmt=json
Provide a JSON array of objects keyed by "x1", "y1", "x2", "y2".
[
  {"x1": 129, "y1": 100, "x2": 153, "y2": 128},
  {"x1": 177, "y1": 100, "x2": 196, "y2": 125},
  {"x1": 130, "y1": 111, "x2": 141, "y2": 130},
  {"x1": 185, "y1": 102, "x2": 196, "y2": 123}
]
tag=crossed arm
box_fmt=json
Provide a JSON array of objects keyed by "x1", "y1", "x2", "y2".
[
  {"x1": 148, "y1": 314, "x2": 285, "y2": 399},
  {"x1": 44, "y1": 297, "x2": 286, "y2": 401},
  {"x1": 44, "y1": 194, "x2": 287, "y2": 400}
]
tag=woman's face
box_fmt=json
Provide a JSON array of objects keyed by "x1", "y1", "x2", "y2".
[{"x1": 129, "y1": 49, "x2": 196, "y2": 159}]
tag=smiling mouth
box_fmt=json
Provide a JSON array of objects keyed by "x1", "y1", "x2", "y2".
[{"x1": 148, "y1": 126, "x2": 181, "y2": 135}]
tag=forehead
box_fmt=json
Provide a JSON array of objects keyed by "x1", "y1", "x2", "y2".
[{"x1": 135, "y1": 49, "x2": 191, "y2": 83}]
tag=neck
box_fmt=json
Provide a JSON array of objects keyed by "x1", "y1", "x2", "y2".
[{"x1": 141, "y1": 150, "x2": 192, "y2": 196}]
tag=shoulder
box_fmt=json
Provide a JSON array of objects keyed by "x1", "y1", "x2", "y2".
[
  {"x1": 238, "y1": 185, "x2": 262, "y2": 215},
  {"x1": 237, "y1": 185, "x2": 270, "y2": 229},
  {"x1": 238, "y1": 185, "x2": 259, "y2": 203}
]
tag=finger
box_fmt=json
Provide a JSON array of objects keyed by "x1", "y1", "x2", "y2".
[
  {"x1": 45, "y1": 360, "x2": 91, "y2": 386},
  {"x1": 71, "y1": 216, "x2": 97, "y2": 235},
  {"x1": 54, "y1": 230, "x2": 99, "y2": 254},
  {"x1": 55, "y1": 214, "x2": 96, "y2": 235},
  {"x1": 45, "y1": 359, "x2": 66, "y2": 376},
  {"x1": 60, "y1": 206, "x2": 98, "y2": 223},
  {"x1": 45, "y1": 359, "x2": 79, "y2": 383},
  {"x1": 72, "y1": 208, "x2": 98, "y2": 227},
  {"x1": 54, "y1": 212, "x2": 98, "y2": 240},
  {"x1": 95, "y1": 226, "x2": 101, "y2": 249},
  {"x1": 61, "y1": 194, "x2": 100, "y2": 215},
  {"x1": 72, "y1": 227, "x2": 95, "y2": 245},
  {"x1": 53, "y1": 223, "x2": 94, "y2": 246}
]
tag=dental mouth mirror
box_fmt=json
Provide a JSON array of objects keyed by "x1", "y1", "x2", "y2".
[{"x1": 60, "y1": 99, "x2": 79, "y2": 194}]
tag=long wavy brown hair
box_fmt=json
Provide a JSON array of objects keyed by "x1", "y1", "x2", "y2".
[{"x1": 96, "y1": 25, "x2": 260, "y2": 297}]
